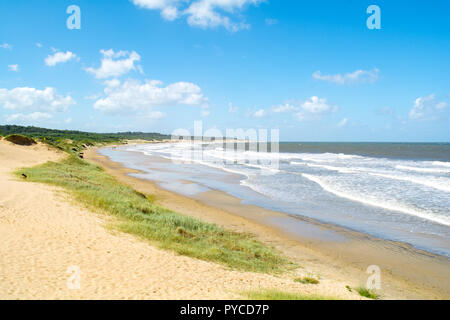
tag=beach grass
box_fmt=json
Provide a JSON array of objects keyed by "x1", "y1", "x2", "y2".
[
  {"x1": 16, "y1": 155, "x2": 292, "y2": 274},
  {"x1": 294, "y1": 276, "x2": 320, "y2": 284},
  {"x1": 356, "y1": 286, "x2": 380, "y2": 300},
  {"x1": 243, "y1": 289, "x2": 337, "y2": 300}
]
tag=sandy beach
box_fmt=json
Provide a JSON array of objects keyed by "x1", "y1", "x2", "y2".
[
  {"x1": 84, "y1": 143, "x2": 450, "y2": 300},
  {"x1": 2, "y1": 0, "x2": 450, "y2": 307},
  {"x1": 1, "y1": 139, "x2": 368, "y2": 300},
  {"x1": 1, "y1": 137, "x2": 448, "y2": 299}
]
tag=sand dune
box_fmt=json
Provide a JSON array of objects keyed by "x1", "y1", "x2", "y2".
[{"x1": 0, "y1": 140, "x2": 361, "y2": 299}]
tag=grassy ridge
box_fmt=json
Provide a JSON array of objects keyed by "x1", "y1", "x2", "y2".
[
  {"x1": 244, "y1": 289, "x2": 337, "y2": 300},
  {"x1": 17, "y1": 156, "x2": 291, "y2": 273},
  {"x1": 0, "y1": 125, "x2": 170, "y2": 153},
  {"x1": 356, "y1": 286, "x2": 380, "y2": 300},
  {"x1": 0, "y1": 125, "x2": 170, "y2": 141}
]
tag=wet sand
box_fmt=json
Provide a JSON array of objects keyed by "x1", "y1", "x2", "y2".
[{"x1": 85, "y1": 144, "x2": 450, "y2": 300}]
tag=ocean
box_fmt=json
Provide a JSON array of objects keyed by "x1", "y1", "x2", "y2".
[{"x1": 100, "y1": 142, "x2": 450, "y2": 258}]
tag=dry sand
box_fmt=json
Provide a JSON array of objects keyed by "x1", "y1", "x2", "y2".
[{"x1": 0, "y1": 139, "x2": 364, "y2": 300}]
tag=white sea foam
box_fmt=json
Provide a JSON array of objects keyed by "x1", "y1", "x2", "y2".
[
  {"x1": 368, "y1": 172, "x2": 450, "y2": 193},
  {"x1": 290, "y1": 161, "x2": 306, "y2": 166},
  {"x1": 305, "y1": 163, "x2": 356, "y2": 174},
  {"x1": 302, "y1": 173, "x2": 450, "y2": 227},
  {"x1": 431, "y1": 161, "x2": 450, "y2": 168},
  {"x1": 103, "y1": 142, "x2": 450, "y2": 257},
  {"x1": 396, "y1": 165, "x2": 450, "y2": 174},
  {"x1": 127, "y1": 142, "x2": 450, "y2": 229}
]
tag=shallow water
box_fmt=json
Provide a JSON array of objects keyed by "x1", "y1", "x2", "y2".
[{"x1": 100, "y1": 142, "x2": 450, "y2": 258}]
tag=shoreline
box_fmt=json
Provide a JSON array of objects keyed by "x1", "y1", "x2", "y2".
[
  {"x1": 85, "y1": 143, "x2": 450, "y2": 299},
  {"x1": 2, "y1": 139, "x2": 358, "y2": 300}
]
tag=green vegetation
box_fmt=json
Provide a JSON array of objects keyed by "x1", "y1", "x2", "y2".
[
  {"x1": 294, "y1": 276, "x2": 320, "y2": 285},
  {"x1": 8, "y1": 125, "x2": 292, "y2": 273},
  {"x1": 356, "y1": 286, "x2": 380, "y2": 300},
  {"x1": 244, "y1": 289, "x2": 337, "y2": 300},
  {"x1": 0, "y1": 125, "x2": 170, "y2": 142},
  {"x1": 17, "y1": 156, "x2": 291, "y2": 273},
  {"x1": 0, "y1": 125, "x2": 170, "y2": 153},
  {"x1": 4, "y1": 134, "x2": 37, "y2": 146}
]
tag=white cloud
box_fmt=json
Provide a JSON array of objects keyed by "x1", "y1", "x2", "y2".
[
  {"x1": 312, "y1": 69, "x2": 379, "y2": 85},
  {"x1": 104, "y1": 78, "x2": 121, "y2": 88},
  {"x1": 93, "y1": 78, "x2": 209, "y2": 113},
  {"x1": 8, "y1": 64, "x2": 19, "y2": 72},
  {"x1": 255, "y1": 97, "x2": 337, "y2": 121},
  {"x1": 132, "y1": 0, "x2": 179, "y2": 10},
  {"x1": 253, "y1": 109, "x2": 266, "y2": 117},
  {"x1": 295, "y1": 96, "x2": 338, "y2": 121},
  {"x1": 272, "y1": 103, "x2": 298, "y2": 113},
  {"x1": 301, "y1": 96, "x2": 337, "y2": 113},
  {"x1": 36, "y1": 42, "x2": 43, "y2": 48},
  {"x1": 85, "y1": 49, "x2": 142, "y2": 79},
  {"x1": 161, "y1": 6, "x2": 179, "y2": 20},
  {"x1": 436, "y1": 102, "x2": 448, "y2": 110},
  {"x1": 228, "y1": 102, "x2": 238, "y2": 113},
  {"x1": 338, "y1": 118, "x2": 348, "y2": 127},
  {"x1": 132, "y1": 0, "x2": 262, "y2": 32},
  {"x1": 409, "y1": 94, "x2": 448, "y2": 120},
  {"x1": 0, "y1": 87, "x2": 75, "y2": 113},
  {"x1": 45, "y1": 51, "x2": 78, "y2": 66},
  {"x1": 6, "y1": 112, "x2": 52, "y2": 123},
  {"x1": 84, "y1": 93, "x2": 102, "y2": 100},
  {"x1": 201, "y1": 109, "x2": 211, "y2": 117},
  {"x1": 0, "y1": 43, "x2": 12, "y2": 50},
  {"x1": 146, "y1": 111, "x2": 166, "y2": 119}
]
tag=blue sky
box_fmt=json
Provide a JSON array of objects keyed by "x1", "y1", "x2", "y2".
[{"x1": 1, "y1": 0, "x2": 449, "y2": 141}]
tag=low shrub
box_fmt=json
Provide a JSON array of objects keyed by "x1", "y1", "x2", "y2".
[{"x1": 5, "y1": 134, "x2": 37, "y2": 146}]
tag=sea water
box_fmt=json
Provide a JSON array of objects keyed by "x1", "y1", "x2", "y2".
[{"x1": 100, "y1": 142, "x2": 450, "y2": 258}]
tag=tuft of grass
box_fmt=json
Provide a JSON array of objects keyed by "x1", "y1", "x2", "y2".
[
  {"x1": 244, "y1": 289, "x2": 337, "y2": 300},
  {"x1": 294, "y1": 276, "x2": 320, "y2": 285},
  {"x1": 356, "y1": 286, "x2": 380, "y2": 300},
  {"x1": 5, "y1": 134, "x2": 36, "y2": 146},
  {"x1": 17, "y1": 156, "x2": 292, "y2": 274}
]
